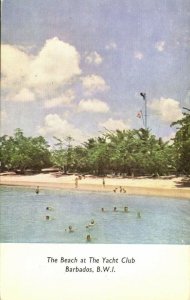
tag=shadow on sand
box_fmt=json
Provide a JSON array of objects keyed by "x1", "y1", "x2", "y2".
[{"x1": 175, "y1": 177, "x2": 190, "y2": 188}]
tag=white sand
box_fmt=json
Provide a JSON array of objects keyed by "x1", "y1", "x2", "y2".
[{"x1": 1, "y1": 173, "x2": 190, "y2": 199}]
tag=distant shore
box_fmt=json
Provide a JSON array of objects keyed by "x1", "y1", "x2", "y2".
[{"x1": 0, "y1": 173, "x2": 190, "y2": 199}]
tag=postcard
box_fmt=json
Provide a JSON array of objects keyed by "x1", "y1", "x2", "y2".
[{"x1": 1, "y1": 0, "x2": 190, "y2": 299}]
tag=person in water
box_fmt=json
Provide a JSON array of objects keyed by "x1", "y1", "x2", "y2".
[
  {"x1": 124, "y1": 206, "x2": 128, "y2": 212},
  {"x1": 114, "y1": 207, "x2": 117, "y2": 212},
  {"x1": 35, "y1": 186, "x2": 40, "y2": 194},
  {"x1": 89, "y1": 219, "x2": 95, "y2": 226},
  {"x1": 46, "y1": 215, "x2": 50, "y2": 220},
  {"x1": 101, "y1": 207, "x2": 105, "y2": 212},
  {"x1": 86, "y1": 234, "x2": 91, "y2": 242},
  {"x1": 46, "y1": 207, "x2": 53, "y2": 211},
  {"x1": 137, "y1": 211, "x2": 141, "y2": 218},
  {"x1": 86, "y1": 219, "x2": 95, "y2": 228},
  {"x1": 68, "y1": 225, "x2": 74, "y2": 232}
]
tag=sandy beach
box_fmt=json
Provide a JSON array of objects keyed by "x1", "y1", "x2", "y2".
[{"x1": 0, "y1": 173, "x2": 190, "y2": 199}]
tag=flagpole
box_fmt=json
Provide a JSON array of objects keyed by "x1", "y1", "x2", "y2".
[
  {"x1": 145, "y1": 93, "x2": 147, "y2": 129},
  {"x1": 140, "y1": 110, "x2": 145, "y2": 128},
  {"x1": 140, "y1": 92, "x2": 147, "y2": 129}
]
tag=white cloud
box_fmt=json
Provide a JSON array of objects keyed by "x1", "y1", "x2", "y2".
[
  {"x1": 105, "y1": 42, "x2": 117, "y2": 50},
  {"x1": 99, "y1": 118, "x2": 130, "y2": 131},
  {"x1": 1, "y1": 44, "x2": 31, "y2": 91},
  {"x1": 85, "y1": 51, "x2": 103, "y2": 65},
  {"x1": 28, "y1": 37, "x2": 81, "y2": 89},
  {"x1": 44, "y1": 89, "x2": 75, "y2": 108},
  {"x1": 134, "y1": 51, "x2": 144, "y2": 60},
  {"x1": 38, "y1": 114, "x2": 85, "y2": 143},
  {"x1": 11, "y1": 88, "x2": 35, "y2": 102},
  {"x1": 78, "y1": 99, "x2": 109, "y2": 113},
  {"x1": 1, "y1": 37, "x2": 81, "y2": 101},
  {"x1": 82, "y1": 74, "x2": 109, "y2": 95},
  {"x1": 155, "y1": 41, "x2": 165, "y2": 52},
  {"x1": 149, "y1": 98, "x2": 183, "y2": 123}
]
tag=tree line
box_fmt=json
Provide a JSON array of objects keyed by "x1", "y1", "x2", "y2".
[{"x1": 0, "y1": 112, "x2": 189, "y2": 176}]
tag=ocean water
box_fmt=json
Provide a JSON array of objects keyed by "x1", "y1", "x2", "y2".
[{"x1": 0, "y1": 186, "x2": 190, "y2": 244}]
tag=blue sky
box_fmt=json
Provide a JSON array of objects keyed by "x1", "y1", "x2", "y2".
[{"x1": 1, "y1": 0, "x2": 190, "y2": 144}]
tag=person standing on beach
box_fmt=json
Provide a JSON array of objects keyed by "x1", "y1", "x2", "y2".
[
  {"x1": 103, "y1": 178, "x2": 105, "y2": 188},
  {"x1": 75, "y1": 177, "x2": 78, "y2": 188}
]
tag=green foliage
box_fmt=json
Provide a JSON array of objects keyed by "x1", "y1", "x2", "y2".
[
  {"x1": 51, "y1": 136, "x2": 75, "y2": 173},
  {"x1": 171, "y1": 111, "x2": 190, "y2": 175},
  {"x1": 1, "y1": 119, "x2": 188, "y2": 176},
  {"x1": 50, "y1": 128, "x2": 174, "y2": 176},
  {"x1": 102, "y1": 128, "x2": 174, "y2": 176},
  {"x1": 0, "y1": 129, "x2": 51, "y2": 173}
]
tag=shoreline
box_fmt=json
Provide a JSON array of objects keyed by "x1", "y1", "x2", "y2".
[{"x1": 1, "y1": 177, "x2": 190, "y2": 199}]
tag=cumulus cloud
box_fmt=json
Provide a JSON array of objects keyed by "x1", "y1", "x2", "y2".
[
  {"x1": 134, "y1": 51, "x2": 144, "y2": 60},
  {"x1": 99, "y1": 118, "x2": 130, "y2": 131},
  {"x1": 28, "y1": 37, "x2": 81, "y2": 89},
  {"x1": 44, "y1": 89, "x2": 75, "y2": 108},
  {"x1": 85, "y1": 51, "x2": 103, "y2": 65},
  {"x1": 38, "y1": 114, "x2": 85, "y2": 142},
  {"x1": 1, "y1": 37, "x2": 81, "y2": 102},
  {"x1": 82, "y1": 74, "x2": 109, "y2": 95},
  {"x1": 1, "y1": 44, "x2": 31, "y2": 90},
  {"x1": 105, "y1": 42, "x2": 117, "y2": 50},
  {"x1": 149, "y1": 97, "x2": 183, "y2": 123},
  {"x1": 155, "y1": 41, "x2": 165, "y2": 52},
  {"x1": 78, "y1": 99, "x2": 109, "y2": 113}
]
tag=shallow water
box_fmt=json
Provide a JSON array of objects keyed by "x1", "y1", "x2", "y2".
[{"x1": 0, "y1": 186, "x2": 190, "y2": 244}]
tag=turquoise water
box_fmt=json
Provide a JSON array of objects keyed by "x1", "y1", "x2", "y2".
[{"x1": 0, "y1": 186, "x2": 190, "y2": 244}]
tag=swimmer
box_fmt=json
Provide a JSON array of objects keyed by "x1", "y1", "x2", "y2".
[
  {"x1": 46, "y1": 206, "x2": 53, "y2": 211},
  {"x1": 124, "y1": 206, "x2": 128, "y2": 212},
  {"x1": 101, "y1": 207, "x2": 105, "y2": 212},
  {"x1": 86, "y1": 234, "x2": 91, "y2": 242},
  {"x1": 45, "y1": 215, "x2": 50, "y2": 220},
  {"x1": 137, "y1": 212, "x2": 141, "y2": 218},
  {"x1": 90, "y1": 219, "x2": 95, "y2": 225},
  {"x1": 68, "y1": 225, "x2": 74, "y2": 233},
  {"x1": 113, "y1": 207, "x2": 117, "y2": 212},
  {"x1": 35, "y1": 186, "x2": 40, "y2": 194},
  {"x1": 86, "y1": 219, "x2": 95, "y2": 228}
]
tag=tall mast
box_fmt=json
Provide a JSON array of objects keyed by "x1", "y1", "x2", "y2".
[{"x1": 140, "y1": 92, "x2": 147, "y2": 129}]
